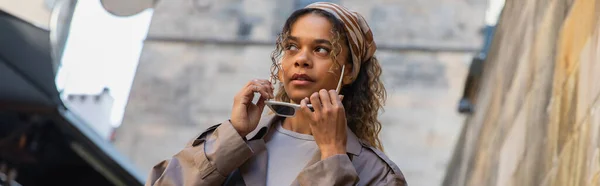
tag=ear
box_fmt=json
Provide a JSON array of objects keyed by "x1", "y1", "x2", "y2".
[
  {"x1": 342, "y1": 64, "x2": 353, "y2": 85},
  {"x1": 343, "y1": 76, "x2": 353, "y2": 85}
]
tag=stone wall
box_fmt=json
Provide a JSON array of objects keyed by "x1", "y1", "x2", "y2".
[{"x1": 443, "y1": 0, "x2": 600, "y2": 185}]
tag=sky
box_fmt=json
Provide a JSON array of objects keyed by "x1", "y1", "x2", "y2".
[
  {"x1": 55, "y1": 0, "x2": 153, "y2": 127},
  {"x1": 485, "y1": 0, "x2": 505, "y2": 25}
]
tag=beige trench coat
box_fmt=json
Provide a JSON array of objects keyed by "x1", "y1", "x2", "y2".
[{"x1": 146, "y1": 114, "x2": 407, "y2": 186}]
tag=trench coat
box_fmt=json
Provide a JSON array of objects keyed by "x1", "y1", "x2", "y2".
[{"x1": 145, "y1": 114, "x2": 407, "y2": 186}]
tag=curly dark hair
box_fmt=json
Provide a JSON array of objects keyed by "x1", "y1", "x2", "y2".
[{"x1": 269, "y1": 8, "x2": 387, "y2": 150}]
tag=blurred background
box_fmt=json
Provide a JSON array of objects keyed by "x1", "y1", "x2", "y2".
[{"x1": 2, "y1": 0, "x2": 599, "y2": 186}]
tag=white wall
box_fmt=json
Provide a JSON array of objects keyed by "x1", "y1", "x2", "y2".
[{"x1": 64, "y1": 89, "x2": 114, "y2": 140}]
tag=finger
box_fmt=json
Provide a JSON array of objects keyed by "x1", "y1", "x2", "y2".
[
  {"x1": 309, "y1": 92, "x2": 323, "y2": 115},
  {"x1": 251, "y1": 79, "x2": 268, "y2": 87},
  {"x1": 250, "y1": 81, "x2": 272, "y2": 99},
  {"x1": 256, "y1": 95, "x2": 267, "y2": 111},
  {"x1": 339, "y1": 95, "x2": 344, "y2": 101},
  {"x1": 329, "y1": 90, "x2": 342, "y2": 106},
  {"x1": 253, "y1": 79, "x2": 274, "y2": 98},
  {"x1": 253, "y1": 79, "x2": 272, "y2": 90},
  {"x1": 242, "y1": 84, "x2": 267, "y2": 102},
  {"x1": 300, "y1": 98, "x2": 315, "y2": 121},
  {"x1": 254, "y1": 79, "x2": 271, "y2": 85},
  {"x1": 265, "y1": 83, "x2": 274, "y2": 99},
  {"x1": 268, "y1": 83, "x2": 275, "y2": 98},
  {"x1": 236, "y1": 82, "x2": 255, "y2": 103},
  {"x1": 318, "y1": 89, "x2": 332, "y2": 109}
]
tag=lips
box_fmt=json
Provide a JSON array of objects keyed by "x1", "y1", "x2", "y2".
[
  {"x1": 291, "y1": 74, "x2": 314, "y2": 82},
  {"x1": 290, "y1": 73, "x2": 315, "y2": 86}
]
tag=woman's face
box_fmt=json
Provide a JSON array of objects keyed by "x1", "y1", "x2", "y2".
[{"x1": 279, "y1": 13, "x2": 350, "y2": 103}]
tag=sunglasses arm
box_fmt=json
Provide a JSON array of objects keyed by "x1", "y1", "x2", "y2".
[{"x1": 335, "y1": 65, "x2": 345, "y2": 93}]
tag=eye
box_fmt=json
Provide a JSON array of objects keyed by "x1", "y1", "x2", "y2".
[
  {"x1": 315, "y1": 47, "x2": 330, "y2": 56},
  {"x1": 285, "y1": 44, "x2": 299, "y2": 51}
]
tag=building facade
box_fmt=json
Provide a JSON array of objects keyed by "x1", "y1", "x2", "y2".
[
  {"x1": 64, "y1": 88, "x2": 115, "y2": 140},
  {"x1": 444, "y1": 0, "x2": 600, "y2": 186}
]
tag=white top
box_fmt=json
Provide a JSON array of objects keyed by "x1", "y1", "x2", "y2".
[{"x1": 265, "y1": 121, "x2": 319, "y2": 186}]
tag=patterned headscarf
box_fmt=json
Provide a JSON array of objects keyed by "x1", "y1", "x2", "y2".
[{"x1": 305, "y1": 2, "x2": 377, "y2": 80}]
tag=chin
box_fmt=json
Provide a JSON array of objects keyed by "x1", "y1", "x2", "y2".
[{"x1": 286, "y1": 90, "x2": 314, "y2": 103}]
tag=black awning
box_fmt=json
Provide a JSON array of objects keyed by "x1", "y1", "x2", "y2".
[{"x1": 0, "y1": 10, "x2": 60, "y2": 107}]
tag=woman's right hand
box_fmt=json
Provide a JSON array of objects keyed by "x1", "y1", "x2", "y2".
[{"x1": 230, "y1": 79, "x2": 274, "y2": 137}]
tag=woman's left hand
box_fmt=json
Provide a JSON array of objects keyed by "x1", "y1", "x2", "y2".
[{"x1": 300, "y1": 89, "x2": 347, "y2": 160}]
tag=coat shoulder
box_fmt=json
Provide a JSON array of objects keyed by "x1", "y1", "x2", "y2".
[{"x1": 356, "y1": 141, "x2": 405, "y2": 180}]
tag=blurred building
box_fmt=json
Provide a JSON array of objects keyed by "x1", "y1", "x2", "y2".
[
  {"x1": 64, "y1": 88, "x2": 115, "y2": 140},
  {"x1": 111, "y1": 0, "x2": 487, "y2": 185},
  {"x1": 444, "y1": 0, "x2": 600, "y2": 186}
]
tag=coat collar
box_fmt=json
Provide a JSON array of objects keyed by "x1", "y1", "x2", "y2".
[{"x1": 245, "y1": 114, "x2": 363, "y2": 156}]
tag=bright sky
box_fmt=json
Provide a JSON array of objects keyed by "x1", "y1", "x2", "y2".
[
  {"x1": 55, "y1": 0, "x2": 153, "y2": 127},
  {"x1": 485, "y1": 0, "x2": 505, "y2": 25}
]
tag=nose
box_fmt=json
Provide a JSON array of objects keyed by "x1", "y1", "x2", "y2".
[{"x1": 294, "y1": 50, "x2": 312, "y2": 68}]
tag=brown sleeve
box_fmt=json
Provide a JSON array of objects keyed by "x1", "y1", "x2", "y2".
[
  {"x1": 369, "y1": 147, "x2": 407, "y2": 186},
  {"x1": 145, "y1": 120, "x2": 254, "y2": 186},
  {"x1": 296, "y1": 154, "x2": 408, "y2": 186},
  {"x1": 296, "y1": 154, "x2": 359, "y2": 186},
  {"x1": 380, "y1": 168, "x2": 407, "y2": 186}
]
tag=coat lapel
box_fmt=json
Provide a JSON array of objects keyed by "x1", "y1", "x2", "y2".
[
  {"x1": 344, "y1": 125, "x2": 363, "y2": 156},
  {"x1": 290, "y1": 126, "x2": 363, "y2": 185},
  {"x1": 239, "y1": 114, "x2": 278, "y2": 186},
  {"x1": 301, "y1": 125, "x2": 363, "y2": 168},
  {"x1": 245, "y1": 114, "x2": 278, "y2": 140},
  {"x1": 239, "y1": 140, "x2": 268, "y2": 185}
]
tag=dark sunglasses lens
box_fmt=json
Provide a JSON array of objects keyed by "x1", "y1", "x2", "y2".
[{"x1": 271, "y1": 105, "x2": 295, "y2": 116}]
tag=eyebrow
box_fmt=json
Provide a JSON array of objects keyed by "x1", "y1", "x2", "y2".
[{"x1": 288, "y1": 36, "x2": 332, "y2": 46}]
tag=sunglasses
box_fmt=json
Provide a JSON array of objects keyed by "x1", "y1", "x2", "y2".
[{"x1": 265, "y1": 65, "x2": 345, "y2": 117}]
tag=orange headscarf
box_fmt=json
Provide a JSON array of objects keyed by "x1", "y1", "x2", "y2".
[{"x1": 305, "y1": 2, "x2": 377, "y2": 80}]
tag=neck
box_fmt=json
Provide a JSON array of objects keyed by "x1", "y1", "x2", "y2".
[
  {"x1": 282, "y1": 116, "x2": 312, "y2": 135},
  {"x1": 282, "y1": 99, "x2": 312, "y2": 134}
]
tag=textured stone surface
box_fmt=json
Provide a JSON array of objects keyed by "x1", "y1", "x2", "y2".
[
  {"x1": 147, "y1": 0, "x2": 485, "y2": 47},
  {"x1": 443, "y1": 0, "x2": 600, "y2": 186},
  {"x1": 115, "y1": 1, "x2": 486, "y2": 185}
]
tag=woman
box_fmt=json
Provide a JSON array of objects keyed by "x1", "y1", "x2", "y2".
[{"x1": 147, "y1": 2, "x2": 406, "y2": 186}]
